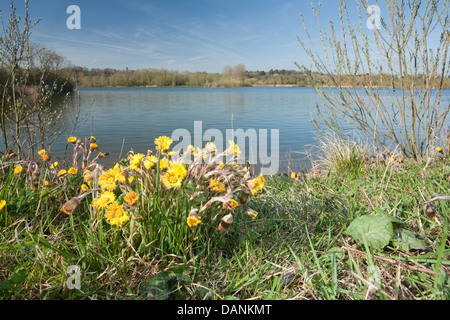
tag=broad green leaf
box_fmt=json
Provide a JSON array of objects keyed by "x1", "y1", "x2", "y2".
[
  {"x1": 393, "y1": 228, "x2": 428, "y2": 251},
  {"x1": 0, "y1": 268, "x2": 27, "y2": 291},
  {"x1": 140, "y1": 271, "x2": 189, "y2": 300},
  {"x1": 0, "y1": 280, "x2": 15, "y2": 291},
  {"x1": 9, "y1": 268, "x2": 27, "y2": 285},
  {"x1": 346, "y1": 214, "x2": 393, "y2": 250},
  {"x1": 172, "y1": 265, "x2": 192, "y2": 283}
]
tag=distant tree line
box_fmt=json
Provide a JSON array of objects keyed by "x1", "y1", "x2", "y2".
[
  {"x1": 70, "y1": 64, "x2": 450, "y2": 89},
  {"x1": 0, "y1": 47, "x2": 75, "y2": 96},
  {"x1": 69, "y1": 64, "x2": 330, "y2": 88}
]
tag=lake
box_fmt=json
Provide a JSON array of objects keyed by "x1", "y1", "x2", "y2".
[
  {"x1": 44, "y1": 86, "x2": 450, "y2": 174},
  {"x1": 52, "y1": 86, "x2": 324, "y2": 174}
]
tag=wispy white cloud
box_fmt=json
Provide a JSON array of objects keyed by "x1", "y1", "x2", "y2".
[
  {"x1": 22, "y1": 0, "x2": 309, "y2": 72},
  {"x1": 189, "y1": 55, "x2": 207, "y2": 62}
]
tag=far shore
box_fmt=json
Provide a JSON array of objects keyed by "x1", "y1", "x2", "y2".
[
  {"x1": 75, "y1": 84, "x2": 306, "y2": 89},
  {"x1": 73, "y1": 84, "x2": 450, "y2": 90}
]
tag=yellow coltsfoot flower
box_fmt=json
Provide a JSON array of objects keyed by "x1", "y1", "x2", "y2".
[
  {"x1": 14, "y1": 165, "x2": 23, "y2": 174},
  {"x1": 37, "y1": 149, "x2": 50, "y2": 161},
  {"x1": 129, "y1": 153, "x2": 145, "y2": 171},
  {"x1": 67, "y1": 136, "x2": 77, "y2": 144},
  {"x1": 222, "y1": 198, "x2": 239, "y2": 211},
  {"x1": 169, "y1": 162, "x2": 187, "y2": 179},
  {"x1": 98, "y1": 166, "x2": 125, "y2": 191},
  {"x1": 159, "y1": 158, "x2": 169, "y2": 171},
  {"x1": 246, "y1": 174, "x2": 265, "y2": 195},
  {"x1": 209, "y1": 177, "x2": 226, "y2": 193},
  {"x1": 187, "y1": 210, "x2": 201, "y2": 227},
  {"x1": 98, "y1": 170, "x2": 117, "y2": 191},
  {"x1": 90, "y1": 143, "x2": 99, "y2": 151},
  {"x1": 161, "y1": 162, "x2": 187, "y2": 188},
  {"x1": 162, "y1": 170, "x2": 183, "y2": 188},
  {"x1": 104, "y1": 201, "x2": 130, "y2": 227},
  {"x1": 57, "y1": 169, "x2": 67, "y2": 177},
  {"x1": 155, "y1": 136, "x2": 173, "y2": 153},
  {"x1": 227, "y1": 140, "x2": 241, "y2": 156},
  {"x1": 91, "y1": 191, "x2": 116, "y2": 209},
  {"x1": 143, "y1": 155, "x2": 157, "y2": 170},
  {"x1": 124, "y1": 191, "x2": 139, "y2": 206}
]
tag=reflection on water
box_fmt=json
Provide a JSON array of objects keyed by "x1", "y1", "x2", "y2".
[
  {"x1": 7, "y1": 86, "x2": 449, "y2": 174},
  {"x1": 49, "y1": 86, "x2": 322, "y2": 174}
]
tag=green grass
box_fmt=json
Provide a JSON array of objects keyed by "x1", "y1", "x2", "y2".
[{"x1": 0, "y1": 140, "x2": 449, "y2": 300}]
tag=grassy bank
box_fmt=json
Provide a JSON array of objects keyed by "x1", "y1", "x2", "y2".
[{"x1": 0, "y1": 136, "x2": 448, "y2": 300}]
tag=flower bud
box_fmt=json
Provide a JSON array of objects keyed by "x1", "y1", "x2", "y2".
[
  {"x1": 239, "y1": 191, "x2": 250, "y2": 205},
  {"x1": 218, "y1": 214, "x2": 233, "y2": 232},
  {"x1": 424, "y1": 204, "x2": 436, "y2": 219},
  {"x1": 83, "y1": 170, "x2": 95, "y2": 185},
  {"x1": 60, "y1": 197, "x2": 81, "y2": 215},
  {"x1": 245, "y1": 207, "x2": 258, "y2": 220},
  {"x1": 67, "y1": 136, "x2": 77, "y2": 144},
  {"x1": 6, "y1": 149, "x2": 17, "y2": 159},
  {"x1": 90, "y1": 143, "x2": 99, "y2": 152}
]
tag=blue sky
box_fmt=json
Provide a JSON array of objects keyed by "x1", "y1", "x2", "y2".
[
  {"x1": 1, "y1": 0, "x2": 441, "y2": 73},
  {"x1": 0, "y1": 0, "x2": 334, "y2": 72}
]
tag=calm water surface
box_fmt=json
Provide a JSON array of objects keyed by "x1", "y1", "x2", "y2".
[
  {"x1": 54, "y1": 86, "x2": 323, "y2": 173},
  {"x1": 51, "y1": 86, "x2": 449, "y2": 174}
]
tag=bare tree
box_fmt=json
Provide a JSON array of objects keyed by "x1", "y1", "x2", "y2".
[
  {"x1": 221, "y1": 64, "x2": 246, "y2": 87},
  {"x1": 0, "y1": 0, "x2": 37, "y2": 154},
  {"x1": 298, "y1": 0, "x2": 450, "y2": 159},
  {"x1": 0, "y1": 0, "x2": 74, "y2": 159}
]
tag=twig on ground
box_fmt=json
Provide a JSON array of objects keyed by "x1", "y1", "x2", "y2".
[{"x1": 341, "y1": 246, "x2": 435, "y2": 276}]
